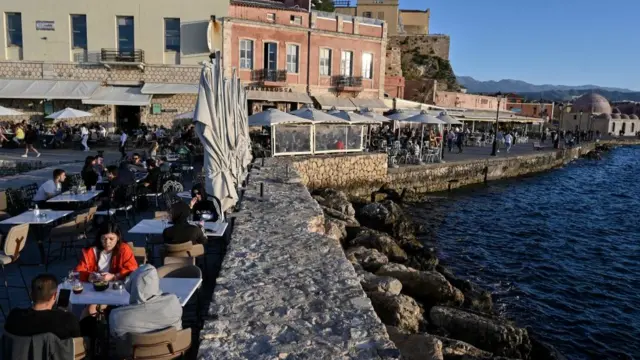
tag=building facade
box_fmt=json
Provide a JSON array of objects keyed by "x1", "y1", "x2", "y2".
[
  {"x1": 506, "y1": 102, "x2": 554, "y2": 119},
  {"x1": 223, "y1": 1, "x2": 387, "y2": 114},
  {"x1": 334, "y1": 0, "x2": 428, "y2": 36}
]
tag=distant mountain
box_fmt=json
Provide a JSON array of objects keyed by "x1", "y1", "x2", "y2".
[
  {"x1": 456, "y1": 76, "x2": 634, "y2": 94},
  {"x1": 516, "y1": 89, "x2": 640, "y2": 103}
]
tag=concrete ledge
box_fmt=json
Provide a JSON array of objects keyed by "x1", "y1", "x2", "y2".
[{"x1": 198, "y1": 159, "x2": 398, "y2": 359}]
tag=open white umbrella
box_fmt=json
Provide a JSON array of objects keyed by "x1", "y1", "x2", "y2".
[
  {"x1": 386, "y1": 109, "x2": 419, "y2": 121},
  {"x1": 0, "y1": 106, "x2": 23, "y2": 116},
  {"x1": 249, "y1": 108, "x2": 313, "y2": 126},
  {"x1": 437, "y1": 112, "x2": 463, "y2": 126},
  {"x1": 359, "y1": 110, "x2": 390, "y2": 122},
  {"x1": 45, "y1": 107, "x2": 93, "y2": 121},
  {"x1": 403, "y1": 110, "x2": 445, "y2": 162},
  {"x1": 193, "y1": 59, "x2": 238, "y2": 213},
  {"x1": 327, "y1": 109, "x2": 383, "y2": 124},
  {"x1": 290, "y1": 107, "x2": 348, "y2": 123},
  {"x1": 174, "y1": 111, "x2": 194, "y2": 120}
]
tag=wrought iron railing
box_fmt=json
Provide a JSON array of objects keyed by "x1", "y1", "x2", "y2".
[
  {"x1": 332, "y1": 75, "x2": 363, "y2": 88},
  {"x1": 251, "y1": 69, "x2": 287, "y2": 83},
  {"x1": 100, "y1": 48, "x2": 145, "y2": 63}
]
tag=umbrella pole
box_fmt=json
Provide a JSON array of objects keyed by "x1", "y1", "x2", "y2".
[{"x1": 419, "y1": 124, "x2": 424, "y2": 163}]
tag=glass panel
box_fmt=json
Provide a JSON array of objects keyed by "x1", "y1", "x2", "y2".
[
  {"x1": 362, "y1": 53, "x2": 373, "y2": 79},
  {"x1": 286, "y1": 44, "x2": 298, "y2": 73},
  {"x1": 164, "y1": 18, "x2": 180, "y2": 52},
  {"x1": 340, "y1": 51, "x2": 352, "y2": 76},
  {"x1": 274, "y1": 125, "x2": 312, "y2": 154},
  {"x1": 6, "y1": 13, "x2": 23, "y2": 47},
  {"x1": 117, "y1": 16, "x2": 134, "y2": 53},
  {"x1": 346, "y1": 125, "x2": 364, "y2": 150},
  {"x1": 264, "y1": 43, "x2": 277, "y2": 71},
  {"x1": 71, "y1": 15, "x2": 87, "y2": 49},
  {"x1": 320, "y1": 48, "x2": 331, "y2": 76},
  {"x1": 240, "y1": 39, "x2": 253, "y2": 69},
  {"x1": 315, "y1": 125, "x2": 348, "y2": 152}
]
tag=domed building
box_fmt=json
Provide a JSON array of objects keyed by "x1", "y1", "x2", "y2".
[{"x1": 561, "y1": 93, "x2": 640, "y2": 136}]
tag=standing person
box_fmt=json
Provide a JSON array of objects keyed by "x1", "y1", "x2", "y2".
[
  {"x1": 119, "y1": 131, "x2": 128, "y2": 159},
  {"x1": 504, "y1": 132, "x2": 513, "y2": 153},
  {"x1": 447, "y1": 129, "x2": 455, "y2": 152},
  {"x1": 81, "y1": 156, "x2": 99, "y2": 189},
  {"x1": 13, "y1": 123, "x2": 25, "y2": 146},
  {"x1": 80, "y1": 123, "x2": 90, "y2": 151},
  {"x1": 541, "y1": 129, "x2": 547, "y2": 144},
  {"x1": 456, "y1": 129, "x2": 464, "y2": 154},
  {"x1": 21, "y1": 124, "x2": 41, "y2": 158}
]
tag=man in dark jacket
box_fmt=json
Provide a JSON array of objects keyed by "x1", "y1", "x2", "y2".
[{"x1": 162, "y1": 202, "x2": 207, "y2": 245}]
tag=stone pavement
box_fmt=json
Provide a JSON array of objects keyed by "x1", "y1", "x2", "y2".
[{"x1": 436, "y1": 140, "x2": 556, "y2": 164}]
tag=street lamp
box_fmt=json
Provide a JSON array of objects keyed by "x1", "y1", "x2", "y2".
[
  {"x1": 490, "y1": 92, "x2": 503, "y2": 156},
  {"x1": 558, "y1": 103, "x2": 564, "y2": 130},
  {"x1": 578, "y1": 110, "x2": 583, "y2": 144}
]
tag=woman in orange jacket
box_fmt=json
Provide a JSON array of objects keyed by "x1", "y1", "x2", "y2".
[{"x1": 75, "y1": 222, "x2": 138, "y2": 282}]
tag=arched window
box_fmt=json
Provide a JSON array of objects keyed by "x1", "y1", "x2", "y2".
[
  {"x1": 633, "y1": 123, "x2": 636, "y2": 133},
  {"x1": 622, "y1": 122, "x2": 627, "y2": 134},
  {"x1": 612, "y1": 122, "x2": 616, "y2": 132}
]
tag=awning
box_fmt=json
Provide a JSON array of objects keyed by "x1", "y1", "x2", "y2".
[
  {"x1": 141, "y1": 83, "x2": 198, "y2": 95},
  {"x1": 82, "y1": 87, "x2": 152, "y2": 106},
  {"x1": 0, "y1": 79, "x2": 100, "y2": 100},
  {"x1": 314, "y1": 96, "x2": 357, "y2": 110},
  {"x1": 247, "y1": 90, "x2": 312, "y2": 104},
  {"x1": 350, "y1": 97, "x2": 388, "y2": 110}
]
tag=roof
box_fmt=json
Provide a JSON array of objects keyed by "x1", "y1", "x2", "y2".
[
  {"x1": 141, "y1": 83, "x2": 198, "y2": 95},
  {"x1": 82, "y1": 86, "x2": 151, "y2": 106},
  {"x1": 231, "y1": 0, "x2": 309, "y2": 12},
  {"x1": 399, "y1": 9, "x2": 430, "y2": 13},
  {"x1": 247, "y1": 90, "x2": 312, "y2": 104},
  {"x1": 571, "y1": 93, "x2": 612, "y2": 114},
  {"x1": 0, "y1": 79, "x2": 100, "y2": 100}
]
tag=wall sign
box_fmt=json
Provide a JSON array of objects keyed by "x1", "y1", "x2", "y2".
[
  {"x1": 151, "y1": 103, "x2": 162, "y2": 115},
  {"x1": 36, "y1": 21, "x2": 55, "y2": 31}
]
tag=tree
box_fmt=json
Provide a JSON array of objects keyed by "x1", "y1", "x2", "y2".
[{"x1": 312, "y1": 0, "x2": 335, "y2": 12}]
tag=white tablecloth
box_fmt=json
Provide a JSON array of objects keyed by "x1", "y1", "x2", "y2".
[
  {"x1": 47, "y1": 190, "x2": 102, "y2": 203},
  {"x1": 63, "y1": 278, "x2": 202, "y2": 307},
  {"x1": 128, "y1": 219, "x2": 227, "y2": 237},
  {"x1": 0, "y1": 210, "x2": 73, "y2": 225}
]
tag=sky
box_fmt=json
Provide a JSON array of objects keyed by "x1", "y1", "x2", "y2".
[{"x1": 400, "y1": 0, "x2": 640, "y2": 90}]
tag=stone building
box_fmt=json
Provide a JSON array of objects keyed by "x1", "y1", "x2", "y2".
[
  {"x1": 558, "y1": 93, "x2": 640, "y2": 136},
  {"x1": 0, "y1": 0, "x2": 227, "y2": 128},
  {"x1": 224, "y1": 0, "x2": 388, "y2": 114},
  {"x1": 334, "y1": 0, "x2": 429, "y2": 36}
]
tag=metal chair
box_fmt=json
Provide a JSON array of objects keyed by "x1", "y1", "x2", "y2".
[
  {"x1": 0, "y1": 224, "x2": 30, "y2": 317},
  {"x1": 146, "y1": 173, "x2": 171, "y2": 208},
  {"x1": 45, "y1": 212, "x2": 92, "y2": 270}
]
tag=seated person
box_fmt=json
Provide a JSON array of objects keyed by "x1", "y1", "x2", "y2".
[
  {"x1": 4, "y1": 273, "x2": 82, "y2": 340},
  {"x1": 158, "y1": 156, "x2": 173, "y2": 173},
  {"x1": 94, "y1": 154, "x2": 105, "y2": 176},
  {"x1": 75, "y1": 222, "x2": 138, "y2": 282},
  {"x1": 140, "y1": 159, "x2": 161, "y2": 191},
  {"x1": 81, "y1": 156, "x2": 99, "y2": 189},
  {"x1": 128, "y1": 153, "x2": 147, "y2": 173},
  {"x1": 109, "y1": 264, "x2": 182, "y2": 341},
  {"x1": 98, "y1": 165, "x2": 131, "y2": 210},
  {"x1": 32, "y1": 169, "x2": 65, "y2": 206},
  {"x1": 189, "y1": 185, "x2": 221, "y2": 222},
  {"x1": 163, "y1": 202, "x2": 207, "y2": 245}
]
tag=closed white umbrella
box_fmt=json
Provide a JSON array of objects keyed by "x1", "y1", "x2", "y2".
[
  {"x1": 0, "y1": 106, "x2": 23, "y2": 116},
  {"x1": 175, "y1": 111, "x2": 194, "y2": 120},
  {"x1": 193, "y1": 60, "x2": 238, "y2": 213},
  {"x1": 290, "y1": 107, "x2": 348, "y2": 123},
  {"x1": 437, "y1": 112, "x2": 463, "y2": 126},
  {"x1": 249, "y1": 108, "x2": 313, "y2": 126},
  {"x1": 327, "y1": 109, "x2": 383, "y2": 124},
  {"x1": 45, "y1": 107, "x2": 92, "y2": 121}
]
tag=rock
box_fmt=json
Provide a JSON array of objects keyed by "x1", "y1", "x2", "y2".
[
  {"x1": 405, "y1": 246, "x2": 439, "y2": 272},
  {"x1": 377, "y1": 264, "x2": 464, "y2": 307},
  {"x1": 360, "y1": 272, "x2": 402, "y2": 295},
  {"x1": 357, "y1": 200, "x2": 417, "y2": 241},
  {"x1": 528, "y1": 332, "x2": 568, "y2": 360},
  {"x1": 437, "y1": 265, "x2": 493, "y2": 314},
  {"x1": 345, "y1": 246, "x2": 389, "y2": 272},
  {"x1": 325, "y1": 218, "x2": 347, "y2": 244},
  {"x1": 432, "y1": 335, "x2": 492, "y2": 359},
  {"x1": 315, "y1": 188, "x2": 355, "y2": 217},
  {"x1": 349, "y1": 228, "x2": 408, "y2": 262},
  {"x1": 367, "y1": 290, "x2": 424, "y2": 333},
  {"x1": 320, "y1": 205, "x2": 360, "y2": 227},
  {"x1": 386, "y1": 326, "x2": 444, "y2": 360},
  {"x1": 429, "y1": 306, "x2": 531, "y2": 359}
]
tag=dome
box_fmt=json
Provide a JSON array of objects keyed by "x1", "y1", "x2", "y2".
[
  {"x1": 571, "y1": 93, "x2": 612, "y2": 114},
  {"x1": 598, "y1": 113, "x2": 612, "y2": 121},
  {"x1": 630, "y1": 114, "x2": 639, "y2": 120},
  {"x1": 612, "y1": 107, "x2": 621, "y2": 114},
  {"x1": 620, "y1": 114, "x2": 630, "y2": 119},
  {"x1": 611, "y1": 113, "x2": 621, "y2": 119}
]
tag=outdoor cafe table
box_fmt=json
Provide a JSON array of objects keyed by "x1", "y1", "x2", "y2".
[
  {"x1": 128, "y1": 219, "x2": 227, "y2": 238},
  {"x1": 47, "y1": 190, "x2": 103, "y2": 203},
  {"x1": 63, "y1": 278, "x2": 202, "y2": 307},
  {"x1": 0, "y1": 209, "x2": 73, "y2": 263}
]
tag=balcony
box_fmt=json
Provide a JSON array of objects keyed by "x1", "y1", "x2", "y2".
[
  {"x1": 332, "y1": 76, "x2": 363, "y2": 92},
  {"x1": 100, "y1": 49, "x2": 145, "y2": 69},
  {"x1": 251, "y1": 69, "x2": 287, "y2": 86}
]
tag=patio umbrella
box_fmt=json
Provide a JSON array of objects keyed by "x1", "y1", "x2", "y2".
[
  {"x1": 234, "y1": 72, "x2": 252, "y2": 184},
  {"x1": 437, "y1": 112, "x2": 463, "y2": 126},
  {"x1": 327, "y1": 109, "x2": 383, "y2": 124},
  {"x1": 386, "y1": 109, "x2": 419, "y2": 121},
  {"x1": 193, "y1": 59, "x2": 238, "y2": 213},
  {"x1": 0, "y1": 106, "x2": 23, "y2": 116},
  {"x1": 45, "y1": 107, "x2": 92, "y2": 121},
  {"x1": 359, "y1": 109, "x2": 390, "y2": 122},
  {"x1": 174, "y1": 111, "x2": 194, "y2": 120},
  {"x1": 249, "y1": 108, "x2": 313, "y2": 127},
  {"x1": 290, "y1": 107, "x2": 348, "y2": 123},
  {"x1": 403, "y1": 111, "x2": 446, "y2": 161}
]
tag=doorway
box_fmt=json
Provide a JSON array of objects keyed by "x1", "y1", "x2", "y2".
[{"x1": 116, "y1": 106, "x2": 140, "y2": 132}]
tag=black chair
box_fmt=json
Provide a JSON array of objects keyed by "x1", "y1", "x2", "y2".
[
  {"x1": 18, "y1": 183, "x2": 38, "y2": 209},
  {"x1": 95, "y1": 183, "x2": 137, "y2": 228},
  {"x1": 163, "y1": 192, "x2": 182, "y2": 211},
  {"x1": 145, "y1": 173, "x2": 171, "y2": 208},
  {"x1": 6, "y1": 189, "x2": 27, "y2": 215}
]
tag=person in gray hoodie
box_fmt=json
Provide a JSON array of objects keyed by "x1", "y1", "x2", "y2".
[{"x1": 109, "y1": 264, "x2": 182, "y2": 340}]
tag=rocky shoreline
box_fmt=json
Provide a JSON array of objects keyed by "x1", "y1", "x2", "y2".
[{"x1": 313, "y1": 188, "x2": 566, "y2": 360}]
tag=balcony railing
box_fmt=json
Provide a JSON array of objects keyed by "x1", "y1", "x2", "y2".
[
  {"x1": 332, "y1": 76, "x2": 363, "y2": 89},
  {"x1": 251, "y1": 69, "x2": 287, "y2": 84},
  {"x1": 100, "y1": 48, "x2": 145, "y2": 63}
]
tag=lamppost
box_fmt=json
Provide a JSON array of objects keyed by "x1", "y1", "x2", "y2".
[
  {"x1": 558, "y1": 103, "x2": 564, "y2": 130},
  {"x1": 490, "y1": 92, "x2": 503, "y2": 156},
  {"x1": 577, "y1": 110, "x2": 583, "y2": 144}
]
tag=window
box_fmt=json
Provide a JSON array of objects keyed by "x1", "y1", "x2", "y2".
[
  {"x1": 70, "y1": 14, "x2": 87, "y2": 50},
  {"x1": 239, "y1": 39, "x2": 253, "y2": 69},
  {"x1": 340, "y1": 51, "x2": 353, "y2": 76},
  {"x1": 377, "y1": 12, "x2": 385, "y2": 20},
  {"x1": 632, "y1": 123, "x2": 636, "y2": 132},
  {"x1": 533, "y1": 106, "x2": 537, "y2": 114},
  {"x1": 320, "y1": 48, "x2": 332, "y2": 76},
  {"x1": 362, "y1": 52, "x2": 373, "y2": 79},
  {"x1": 374, "y1": 0, "x2": 383, "y2": 3},
  {"x1": 362, "y1": 11, "x2": 372, "y2": 18},
  {"x1": 286, "y1": 44, "x2": 299, "y2": 73},
  {"x1": 117, "y1": 16, "x2": 135, "y2": 53},
  {"x1": 6, "y1": 12, "x2": 23, "y2": 47},
  {"x1": 164, "y1": 18, "x2": 180, "y2": 52},
  {"x1": 612, "y1": 123, "x2": 616, "y2": 132},
  {"x1": 264, "y1": 42, "x2": 278, "y2": 71},
  {"x1": 573, "y1": 115, "x2": 577, "y2": 120},
  {"x1": 290, "y1": 15, "x2": 302, "y2": 25},
  {"x1": 267, "y1": 13, "x2": 275, "y2": 22}
]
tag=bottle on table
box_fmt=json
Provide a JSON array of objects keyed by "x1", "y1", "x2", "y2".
[{"x1": 33, "y1": 204, "x2": 40, "y2": 217}]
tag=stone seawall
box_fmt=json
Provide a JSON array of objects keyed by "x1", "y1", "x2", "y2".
[
  {"x1": 198, "y1": 159, "x2": 398, "y2": 359},
  {"x1": 292, "y1": 153, "x2": 388, "y2": 190}
]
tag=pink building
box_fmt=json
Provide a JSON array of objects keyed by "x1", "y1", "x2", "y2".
[{"x1": 223, "y1": 0, "x2": 387, "y2": 114}]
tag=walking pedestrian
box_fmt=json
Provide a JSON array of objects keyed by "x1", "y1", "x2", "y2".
[
  {"x1": 80, "y1": 123, "x2": 90, "y2": 151},
  {"x1": 505, "y1": 132, "x2": 513, "y2": 153},
  {"x1": 119, "y1": 131, "x2": 128, "y2": 159},
  {"x1": 21, "y1": 124, "x2": 41, "y2": 158},
  {"x1": 447, "y1": 130, "x2": 455, "y2": 152},
  {"x1": 456, "y1": 129, "x2": 464, "y2": 153}
]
